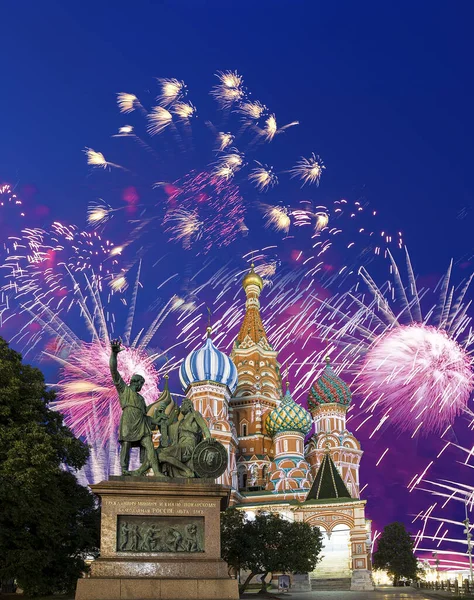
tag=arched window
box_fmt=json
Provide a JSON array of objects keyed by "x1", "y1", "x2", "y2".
[
  {"x1": 241, "y1": 423, "x2": 248, "y2": 437},
  {"x1": 261, "y1": 465, "x2": 268, "y2": 480},
  {"x1": 283, "y1": 439, "x2": 288, "y2": 452}
]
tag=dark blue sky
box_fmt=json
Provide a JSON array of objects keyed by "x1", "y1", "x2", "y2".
[{"x1": 1, "y1": 0, "x2": 473, "y2": 272}]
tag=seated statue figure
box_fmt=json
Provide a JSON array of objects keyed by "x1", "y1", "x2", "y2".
[{"x1": 158, "y1": 398, "x2": 215, "y2": 478}]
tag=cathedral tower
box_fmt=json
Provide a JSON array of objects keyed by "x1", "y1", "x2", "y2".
[
  {"x1": 265, "y1": 381, "x2": 312, "y2": 496},
  {"x1": 230, "y1": 265, "x2": 281, "y2": 491},
  {"x1": 305, "y1": 357, "x2": 363, "y2": 498},
  {"x1": 179, "y1": 327, "x2": 239, "y2": 487}
]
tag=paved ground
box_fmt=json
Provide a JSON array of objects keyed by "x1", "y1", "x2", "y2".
[{"x1": 244, "y1": 587, "x2": 471, "y2": 600}]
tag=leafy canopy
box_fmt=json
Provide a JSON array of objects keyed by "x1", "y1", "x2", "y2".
[
  {"x1": 221, "y1": 508, "x2": 323, "y2": 593},
  {"x1": 0, "y1": 337, "x2": 99, "y2": 596},
  {"x1": 373, "y1": 521, "x2": 419, "y2": 584}
]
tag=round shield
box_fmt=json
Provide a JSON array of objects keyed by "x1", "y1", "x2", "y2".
[{"x1": 192, "y1": 439, "x2": 228, "y2": 479}]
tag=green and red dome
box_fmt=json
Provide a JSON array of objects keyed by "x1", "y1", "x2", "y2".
[{"x1": 307, "y1": 357, "x2": 352, "y2": 410}]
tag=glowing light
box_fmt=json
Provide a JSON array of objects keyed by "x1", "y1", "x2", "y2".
[
  {"x1": 315, "y1": 212, "x2": 329, "y2": 231},
  {"x1": 237, "y1": 100, "x2": 266, "y2": 120},
  {"x1": 55, "y1": 341, "x2": 160, "y2": 441},
  {"x1": 216, "y1": 132, "x2": 234, "y2": 151},
  {"x1": 261, "y1": 204, "x2": 291, "y2": 233},
  {"x1": 147, "y1": 106, "x2": 173, "y2": 135},
  {"x1": 87, "y1": 201, "x2": 113, "y2": 227},
  {"x1": 211, "y1": 70, "x2": 245, "y2": 108},
  {"x1": 261, "y1": 114, "x2": 299, "y2": 142},
  {"x1": 156, "y1": 78, "x2": 186, "y2": 106},
  {"x1": 360, "y1": 325, "x2": 473, "y2": 434},
  {"x1": 172, "y1": 101, "x2": 196, "y2": 120},
  {"x1": 84, "y1": 148, "x2": 125, "y2": 171},
  {"x1": 249, "y1": 163, "x2": 278, "y2": 191},
  {"x1": 117, "y1": 92, "x2": 138, "y2": 114},
  {"x1": 290, "y1": 153, "x2": 325, "y2": 186},
  {"x1": 163, "y1": 171, "x2": 246, "y2": 254},
  {"x1": 110, "y1": 274, "x2": 127, "y2": 292}
]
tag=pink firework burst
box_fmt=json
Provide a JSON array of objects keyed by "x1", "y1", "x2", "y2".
[
  {"x1": 163, "y1": 170, "x2": 246, "y2": 254},
  {"x1": 359, "y1": 324, "x2": 474, "y2": 434},
  {"x1": 313, "y1": 248, "x2": 474, "y2": 436},
  {"x1": 54, "y1": 340, "x2": 160, "y2": 442}
]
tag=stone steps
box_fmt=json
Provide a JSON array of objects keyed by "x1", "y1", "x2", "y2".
[{"x1": 311, "y1": 577, "x2": 352, "y2": 591}]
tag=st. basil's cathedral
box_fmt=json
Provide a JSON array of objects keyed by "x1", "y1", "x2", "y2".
[{"x1": 167, "y1": 265, "x2": 374, "y2": 591}]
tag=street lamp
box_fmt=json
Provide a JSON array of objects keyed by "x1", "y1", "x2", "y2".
[{"x1": 463, "y1": 499, "x2": 473, "y2": 585}]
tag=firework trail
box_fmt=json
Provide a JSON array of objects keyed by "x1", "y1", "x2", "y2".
[
  {"x1": 1, "y1": 257, "x2": 204, "y2": 483},
  {"x1": 163, "y1": 171, "x2": 247, "y2": 253},
  {"x1": 0, "y1": 183, "x2": 25, "y2": 216},
  {"x1": 309, "y1": 248, "x2": 474, "y2": 436},
  {"x1": 1, "y1": 222, "x2": 118, "y2": 330},
  {"x1": 410, "y1": 441, "x2": 474, "y2": 571},
  {"x1": 83, "y1": 70, "x2": 337, "y2": 274}
]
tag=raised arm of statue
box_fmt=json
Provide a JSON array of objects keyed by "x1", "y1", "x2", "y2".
[{"x1": 110, "y1": 338, "x2": 125, "y2": 393}]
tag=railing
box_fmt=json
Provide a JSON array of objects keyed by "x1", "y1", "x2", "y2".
[{"x1": 418, "y1": 579, "x2": 473, "y2": 594}]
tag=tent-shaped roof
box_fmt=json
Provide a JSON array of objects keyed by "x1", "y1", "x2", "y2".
[{"x1": 305, "y1": 451, "x2": 351, "y2": 501}]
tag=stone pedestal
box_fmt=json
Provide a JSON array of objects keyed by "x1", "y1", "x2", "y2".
[
  {"x1": 350, "y1": 569, "x2": 374, "y2": 591},
  {"x1": 76, "y1": 477, "x2": 238, "y2": 600}
]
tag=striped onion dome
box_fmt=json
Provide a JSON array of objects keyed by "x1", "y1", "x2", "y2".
[
  {"x1": 265, "y1": 383, "x2": 312, "y2": 437},
  {"x1": 308, "y1": 356, "x2": 352, "y2": 411},
  {"x1": 179, "y1": 327, "x2": 238, "y2": 392}
]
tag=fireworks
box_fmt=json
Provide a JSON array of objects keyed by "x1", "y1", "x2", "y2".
[
  {"x1": 84, "y1": 69, "x2": 327, "y2": 266},
  {"x1": 156, "y1": 78, "x2": 187, "y2": 106},
  {"x1": 55, "y1": 340, "x2": 160, "y2": 441},
  {"x1": 216, "y1": 132, "x2": 234, "y2": 151},
  {"x1": 315, "y1": 211, "x2": 329, "y2": 231},
  {"x1": 260, "y1": 114, "x2": 299, "y2": 142},
  {"x1": 261, "y1": 204, "x2": 291, "y2": 234},
  {"x1": 249, "y1": 163, "x2": 278, "y2": 191},
  {"x1": 147, "y1": 106, "x2": 173, "y2": 135},
  {"x1": 163, "y1": 171, "x2": 246, "y2": 253},
  {"x1": 0, "y1": 183, "x2": 25, "y2": 217},
  {"x1": 1, "y1": 222, "x2": 118, "y2": 319},
  {"x1": 360, "y1": 325, "x2": 473, "y2": 434},
  {"x1": 172, "y1": 101, "x2": 196, "y2": 120},
  {"x1": 237, "y1": 100, "x2": 266, "y2": 121},
  {"x1": 87, "y1": 200, "x2": 114, "y2": 227},
  {"x1": 290, "y1": 153, "x2": 326, "y2": 186},
  {"x1": 316, "y1": 249, "x2": 474, "y2": 436},
  {"x1": 117, "y1": 92, "x2": 139, "y2": 114},
  {"x1": 211, "y1": 70, "x2": 245, "y2": 108},
  {"x1": 84, "y1": 148, "x2": 126, "y2": 171}
]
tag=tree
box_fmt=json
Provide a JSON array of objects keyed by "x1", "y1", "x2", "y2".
[
  {"x1": 221, "y1": 508, "x2": 323, "y2": 594},
  {"x1": 373, "y1": 522, "x2": 419, "y2": 585},
  {"x1": 0, "y1": 337, "x2": 100, "y2": 596}
]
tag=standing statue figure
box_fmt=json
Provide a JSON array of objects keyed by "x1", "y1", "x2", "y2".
[{"x1": 109, "y1": 339, "x2": 162, "y2": 477}]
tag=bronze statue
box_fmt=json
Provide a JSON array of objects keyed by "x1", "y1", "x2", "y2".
[
  {"x1": 110, "y1": 338, "x2": 228, "y2": 479},
  {"x1": 109, "y1": 339, "x2": 162, "y2": 477},
  {"x1": 158, "y1": 398, "x2": 214, "y2": 478}
]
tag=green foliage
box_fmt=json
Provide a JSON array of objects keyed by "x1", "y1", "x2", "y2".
[
  {"x1": 373, "y1": 521, "x2": 419, "y2": 585},
  {"x1": 221, "y1": 508, "x2": 323, "y2": 593},
  {"x1": 0, "y1": 337, "x2": 100, "y2": 596}
]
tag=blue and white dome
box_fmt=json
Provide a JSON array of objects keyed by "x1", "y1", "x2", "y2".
[{"x1": 179, "y1": 332, "x2": 238, "y2": 392}]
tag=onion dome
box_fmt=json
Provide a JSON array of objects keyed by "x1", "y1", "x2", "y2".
[
  {"x1": 179, "y1": 327, "x2": 238, "y2": 392},
  {"x1": 242, "y1": 263, "x2": 263, "y2": 291},
  {"x1": 265, "y1": 382, "x2": 312, "y2": 437},
  {"x1": 308, "y1": 356, "x2": 352, "y2": 410}
]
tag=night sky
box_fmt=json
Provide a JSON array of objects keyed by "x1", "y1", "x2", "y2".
[{"x1": 1, "y1": 0, "x2": 474, "y2": 566}]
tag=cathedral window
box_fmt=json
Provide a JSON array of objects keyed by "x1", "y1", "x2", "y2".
[{"x1": 241, "y1": 423, "x2": 248, "y2": 437}]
